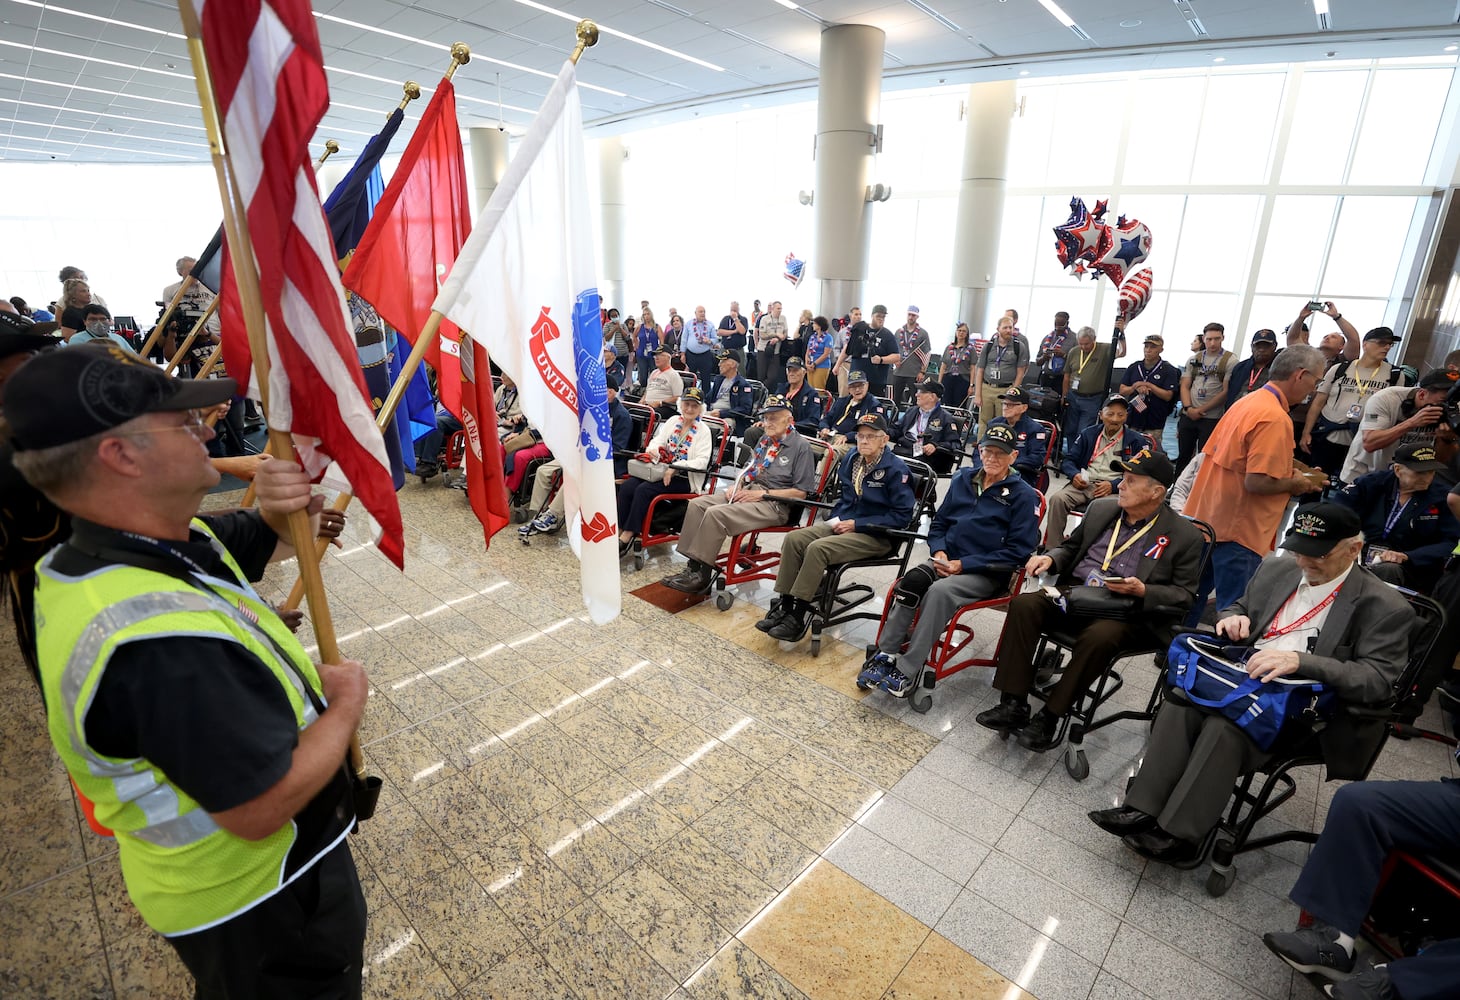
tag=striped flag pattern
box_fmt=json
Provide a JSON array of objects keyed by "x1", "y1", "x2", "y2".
[{"x1": 196, "y1": 0, "x2": 404, "y2": 567}]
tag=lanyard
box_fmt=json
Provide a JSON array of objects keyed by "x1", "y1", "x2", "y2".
[
  {"x1": 1353, "y1": 362, "x2": 1383, "y2": 399},
  {"x1": 1262, "y1": 383, "x2": 1285, "y2": 404},
  {"x1": 1102, "y1": 516, "x2": 1158, "y2": 571},
  {"x1": 667, "y1": 417, "x2": 699, "y2": 461},
  {"x1": 916, "y1": 409, "x2": 932, "y2": 436},
  {"x1": 1247, "y1": 363, "x2": 1269, "y2": 389},
  {"x1": 852, "y1": 451, "x2": 882, "y2": 497},
  {"x1": 1091, "y1": 431, "x2": 1122, "y2": 465},
  {"x1": 1075, "y1": 347, "x2": 1095, "y2": 375},
  {"x1": 1384, "y1": 490, "x2": 1411, "y2": 538},
  {"x1": 990, "y1": 343, "x2": 1009, "y2": 368},
  {"x1": 118, "y1": 529, "x2": 215, "y2": 581},
  {"x1": 1264, "y1": 586, "x2": 1340, "y2": 639}
]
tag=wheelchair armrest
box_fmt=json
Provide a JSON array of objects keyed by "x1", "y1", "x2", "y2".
[{"x1": 883, "y1": 529, "x2": 929, "y2": 541}]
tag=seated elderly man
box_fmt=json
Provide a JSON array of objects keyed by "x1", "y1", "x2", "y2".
[
  {"x1": 1089, "y1": 502, "x2": 1414, "y2": 865},
  {"x1": 661, "y1": 394, "x2": 819, "y2": 594},
  {"x1": 860, "y1": 424, "x2": 1041, "y2": 698},
  {"x1": 641, "y1": 345, "x2": 684, "y2": 421},
  {"x1": 891, "y1": 380, "x2": 962, "y2": 475},
  {"x1": 756, "y1": 413, "x2": 915, "y2": 642},
  {"x1": 705, "y1": 350, "x2": 755, "y2": 436},
  {"x1": 1263, "y1": 778, "x2": 1460, "y2": 1000},
  {"x1": 978, "y1": 450, "x2": 1204, "y2": 750},
  {"x1": 1332, "y1": 442, "x2": 1459, "y2": 593},
  {"x1": 968, "y1": 386, "x2": 1049, "y2": 482},
  {"x1": 1045, "y1": 394, "x2": 1150, "y2": 543},
  {"x1": 818, "y1": 370, "x2": 890, "y2": 459}
]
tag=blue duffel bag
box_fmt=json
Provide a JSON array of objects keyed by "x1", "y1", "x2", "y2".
[{"x1": 1165, "y1": 633, "x2": 1336, "y2": 750}]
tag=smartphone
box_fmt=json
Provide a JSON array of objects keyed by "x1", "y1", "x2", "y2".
[
  {"x1": 1307, "y1": 300, "x2": 1324, "y2": 312},
  {"x1": 1102, "y1": 574, "x2": 1125, "y2": 583}
]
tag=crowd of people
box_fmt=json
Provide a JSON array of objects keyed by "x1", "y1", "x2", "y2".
[{"x1": 3, "y1": 266, "x2": 1460, "y2": 1000}]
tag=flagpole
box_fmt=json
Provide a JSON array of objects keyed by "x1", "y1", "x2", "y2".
[
  {"x1": 136, "y1": 278, "x2": 196, "y2": 360},
  {"x1": 319, "y1": 139, "x2": 340, "y2": 165},
  {"x1": 397, "y1": 81, "x2": 422, "y2": 114},
  {"x1": 161, "y1": 299, "x2": 220, "y2": 375},
  {"x1": 176, "y1": 2, "x2": 358, "y2": 771}
]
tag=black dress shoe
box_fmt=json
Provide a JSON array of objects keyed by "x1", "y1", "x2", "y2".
[
  {"x1": 975, "y1": 699, "x2": 1031, "y2": 733},
  {"x1": 766, "y1": 605, "x2": 811, "y2": 642},
  {"x1": 1088, "y1": 806, "x2": 1157, "y2": 837},
  {"x1": 754, "y1": 598, "x2": 787, "y2": 632},
  {"x1": 1016, "y1": 709, "x2": 1061, "y2": 752},
  {"x1": 663, "y1": 565, "x2": 713, "y2": 594},
  {"x1": 1122, "y1": 828, "x2": 1201, "y2": 865}
]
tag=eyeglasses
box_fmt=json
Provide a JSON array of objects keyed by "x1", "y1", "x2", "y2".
[{"x1": 116, "y1": 409, "x2": 211, "y2": 440}]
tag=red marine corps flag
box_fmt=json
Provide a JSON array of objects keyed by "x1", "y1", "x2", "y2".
[{"x1": 193, "y1": 0, "x2": 403, "y2": 566}]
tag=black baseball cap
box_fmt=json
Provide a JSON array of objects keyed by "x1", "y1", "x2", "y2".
[
  {"x1": 1363, "y1": 327, "x2": 1396, "y2": 344},
  {"x1": 914, "y1": 380, "x2": 944, "y2": 397},
  {"x1": 1418, "y1": 369, "x2": 1453, "y2": 391},
  {"x1": 871, "y1": 305, "x2": 888, "y2": 316},
  {"x1": 1250, "y1": 329, "x2": 1278, "y2": 346},
  {"x1": 977, "y1": 424, "x2": 1017, "y2": 454},
  {"x1": 681, "y1": 386, "x2": 705, "y2": 404},
  {"x1": 605, "y1": 372, "x2": 620, "y2": 391},
  {"x1": 785, "y1": 357, "x2": 805, "y2": 370},
  {"x1": 1113, "y1": 448, "x2": 1176, "y2": 488},
  {"x1": 0, "y1": 328, "x2": 60, "y2": 364},
  {"x1": 1394, "y1": 442, "x2": 1447, "y2": 472},
  {"x1": 652, "y1": 345, "x2": 672, "y2": 355},
  {"x1": 855, "y1": 413, "x2": 889, "y2": 434},
  {"x1": 847, "y1": 370, "x2": 869, "y2": 384},
  {"x1": 999, "y1": 386, "x2": 1029, "y2": 404},
  {"x1": 3, "y1": 343, "x2": 236, "y2": 451},
  {"x1": 1103, "y1": 393, "x2": 1130, "y2": 408},
  {"x1": 1280, "y1": 502, "x2": 1363, "y2": 557},
  {"x1": 714, "y1": 349, "x2": 733, "y2": 361},
  {"x1": 762, "y1": 393, "x2": 793, "y2": 413}
]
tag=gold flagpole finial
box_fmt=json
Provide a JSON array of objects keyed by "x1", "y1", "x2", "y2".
[
  {"x1": 316, "y1": 139, "x2": 340, "y2": 168},
  {"x1": 571, "y1": 20, "x2": 599, "y2": 64},
  {"x1": 397, "y1": 80, "x2": 422, "y2": 113},
  {"x1": 446, "y1": 43, "x2": 471, "y2": 81}
]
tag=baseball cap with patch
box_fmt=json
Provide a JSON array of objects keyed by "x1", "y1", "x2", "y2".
[
  {"x1": 1113, "y1": 448, "x2": 1176, "y2": 488},
  {"x1": 999, "y1": 385, "x2": 1029, "y2": 404},
  {"x1": 855, "y1": 413, "x2": 889, "y2": 434},
  {"x1": 1103, "y1": 393, "x2": 1130, "y2": 408},
  {"x1": 3, "y1": 342, "x2": 237, "y2": 451},
  {"x1": 1280, "y1": 502, "x2": 1363, "y2": 557},
  {"x1": 714, "y1": 349, "x2": 733, "y2": 361},
  {"x1": 652, "y1": 345, "x2": 672, "y2": 355},
  {"x1": 1143, "y1": 334, "x2": 1164, "y2": 347},
  {"x1": 785, "y1": 357, "x2": 805, "y2": 370},
  {"x1": 1394, "y1": 442, "x2": 1447, "y2": 472},
  {"x1": 914, "y1": 380, "x2": 944, "y2": 397},
  {"x1": 1250, "y1": 329, "x2": 1278, "y2": 345},
  {"x1": 1363, "y1": 327, "x2": 1396, "y2": 343},
  {"x1": 762, "y1": 393, "x2": 793, "y2": 414},
  {"x1": 847, "y1": 370, "x2": 869, "y2": 384},
  {"x1": 681, "y1": 386, "x2": 705, "y2": 403},
  {"x1": 977, "y1": 424, "x2": 1017, "y2": 454}
]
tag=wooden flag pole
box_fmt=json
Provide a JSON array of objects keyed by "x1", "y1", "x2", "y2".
[
  {"x1": 136, "y1": 277, "x2": 196, "y2": 360},
  {"x1": 176, "y1": 1, "x2": 357, "y2": 770},
  {"x1": 162, "y1": 298, "x2": 220, "y2": 375}
]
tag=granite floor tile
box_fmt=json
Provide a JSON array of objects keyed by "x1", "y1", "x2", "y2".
[
  {"x1": 482, "y1": 850, "x2": 587, "y2": 944},
  {"x1": 740, "y1": 861, "x2": 932, "y2": 1000},
  {"x1": 1101, "y1": 922, "x2": 1266, "y2": 1000},
  {"x1": 536, "y1": 898, "x2": 680, "y2": 1000},
  {"x1": 994, "y1": 817, "x2": 1142, "y2": 914},
  {"x1": 470, "y1": 750, "x2": 567, "y2": 825},
  {"x1": 692, "y1": 801, "x2": 819, "y2": 892},
  {"x1": 647, "y1": 827, "x2": 778, "y2": 933},
  {"x1": 0, "y1": 867, "x2": 108, "y2": 998},
  {"x1": 823, "y1": 824, "x2": 963, "y2": 927},
  {"x1": 855, "y1": 796, "x2": 992, "y2": 886},
  {"x1": 729, "y1": 774, "x2": 856, "y2": 853},
  {"x1": 882, "y1": 930, "x2": 1034, "y2": 1000},
  {"x1": 556, "y1": 706, "x2": 660, "y2": 767},
  {"x1": 457, "y1": 942, "x2": 579, "y2": 999},
  {"x1": 522, "y1": 798, "x2": 640, "y2": 895},
  {"x1": 889, "y1": 768, "x2": 1017, "y2": 847},
  {"x1": 1087, "y1": 970, "x2": 1155, "y2": 999},
  {"x1": 350, "y1": 804, "x2": 458, "y2": 895},
  {"x1": 416, "y1": 705, "x2": 502, "y2": 772},
  {"x1": 359, "y1": 900, "x2": 456, "y2": 1000},
  {"x1": 767, "y1": 745, "x2": 886, "y2": 819},
  {"x1": 683, "y1": 939, "x2": 809, "y2": 1000},
  {"x1": 967, "y1": 852, "x2": 1122, "y2": 964},
  {"x1": 361, "y1": 726, "x2": 457, "y2": 797},
  {"x1": 0, "y1": 791, "x2": 87, "y2": 896},
  {"x1": 597, "y1": 861, "x2": 733, "y2": 982},
  {"x1": 104, "y1": 928, "x2": 192, "y2": 999},
  {"x1": 915, "y1": 740, "x2": 1042, "y2": 814},
  {"x1": 1016, "y1": 787, "x2": 1146, "y2": 876},
  {"x1": 514, "y1": 726, "x2": 616, "y2": 795},
  {"x1": 573, "y1": 771, "x2": 689, "y2": 856},
  {"x1": 88, "y1": 855, "x2": 149, "y2": 946},
  {"x1": 357, "y1": 684, "x2": 413, "y2": 747},
  {"x1": 934, "y1": 890, "x2": 1099, "y2": 1000},
  {"x1": 395, "y1": 865, "x2": 527, "y2": 990}
]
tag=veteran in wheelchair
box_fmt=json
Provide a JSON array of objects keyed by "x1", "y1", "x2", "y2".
[{"x1": 1089, "y1": 502, "x2": 1415, "y2": 865}]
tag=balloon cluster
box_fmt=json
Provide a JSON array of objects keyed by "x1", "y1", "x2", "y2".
[{"x1": 1053, "y1": 196, "x2": 1155, "y2": 322}]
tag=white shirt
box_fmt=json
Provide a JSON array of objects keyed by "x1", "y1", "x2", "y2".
[{"x1": 1253, "y1": 563, "x2": 1353, "y2": 654}]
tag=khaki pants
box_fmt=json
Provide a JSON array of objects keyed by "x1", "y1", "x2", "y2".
[
  {"x1": 808, "y1": 368, "x2": 830, "y2": 391},
  {"x1": 775, "y1": 522, "x2": 892, "y2": 602},
  {"x1": 977, "y1": 382, "x2": 1010, "y2": 437},
  {"x1": 676, "y1": 492, "x2": 791, "y2": 565},
  {"x1": 528, "y1": 459, "x2": 565, "y2": 519},
  {"x1": 1044, "y1": 480, "x2": 1103, "y2": 545}
]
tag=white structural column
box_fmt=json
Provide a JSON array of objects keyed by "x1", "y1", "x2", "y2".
[
  {"x1": 950, "y1": 80, "x2": 1016, "y2": 334},
  {"x1": 811, "y1": 24, "x2": 886, "y2": 316},
  {"x1": 468, "y1": 126, "x2": 510, "y2": 213},
  {"x1": 598, "y1": 135, "x2": 628, "y2": 312}
]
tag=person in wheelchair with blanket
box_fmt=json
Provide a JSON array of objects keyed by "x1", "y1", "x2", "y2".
[
  {"x1": 859, "y1": 424, "x2": 1041, "y2": 697},
  {"x1": 1089, "y1": 502, "x2": 1414, "y2": 865},
  {"x1": 977, "y1": 448, "x2": 1204, "y2": 751}
]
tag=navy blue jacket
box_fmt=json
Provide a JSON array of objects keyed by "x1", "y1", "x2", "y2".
[
  {"x1": 776, "y1": 381, "x2": 826, "y2": 432},
  {"x1": 894, "y1": 403, "x2": 962, "y2": 456},
  {"x1": 705, "y1": 373, "x2": 756, "y2": 434},
  {"x1": 605, "y1": 357, "x2": 627, "y2": 387},
  {"x1": 1333, "y1": 470, "x2": 1460, "y2": 571},
  {"x1": 970, "y1": 413, "x2": 1049, "y2": 479},
  {"x1": 608, "y1": 398, "x2": 634, "y2": 477},
  {"x1": 1060, "y1": 424, "x2": 1149, "y2": 481},
  {"x1": 928, "y1": 468, "x2": 1042, "y2": 572},
  {"x1": 831, "y1": 448, "x2": 916, "y2": 533},
  {"x1": 822, "y1": 393, "x2": 889, "y2": 437}
]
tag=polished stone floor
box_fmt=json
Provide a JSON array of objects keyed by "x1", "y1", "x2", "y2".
[{"x1": 1, "y1": 474, "x2": 1453, "y2": 999}]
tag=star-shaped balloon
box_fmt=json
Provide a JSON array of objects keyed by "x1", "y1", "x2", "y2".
[{"x1": 1092, "y1": 215, "x2": 1152, "y2": 287}]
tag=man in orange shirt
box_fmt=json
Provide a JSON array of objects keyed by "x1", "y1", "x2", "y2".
[{"x1": 1185, "y1": 344, "x2": 1329, "y2": 618}]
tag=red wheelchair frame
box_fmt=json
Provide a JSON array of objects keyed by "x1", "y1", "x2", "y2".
[{"x1": 629, "y1": 416, "x2": 729, "y2": 570}]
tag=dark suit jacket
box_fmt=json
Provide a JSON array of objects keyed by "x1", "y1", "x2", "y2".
[
  {"x1": 1049, "y1": 498, "x2": 1204, "y2": 617},
  {"x1": 1225, "y1": 556, "x2": 1414, "y2": 706}
]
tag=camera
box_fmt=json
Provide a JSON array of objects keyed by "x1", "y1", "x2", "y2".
[{"x1": 1307, "y1": 300, "x2": 1325, "y2": 313}]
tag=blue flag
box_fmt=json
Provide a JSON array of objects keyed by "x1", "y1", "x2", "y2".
[{"x1": 324, "y1": 108, "x2": 405, "y2": 256}]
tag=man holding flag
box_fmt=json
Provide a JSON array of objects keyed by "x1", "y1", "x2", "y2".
[{"x1": 431, "y1": 55, "x2": 620, "y2": 623}]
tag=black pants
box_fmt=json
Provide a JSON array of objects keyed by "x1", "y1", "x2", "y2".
[
  {"x1": 618, "y1": 474, "x2": 690, "y2": 536},
  {"x1": 992, "y1": 593, "x2": 1142, "y2": 716},
  {"x1": 891, "y1": 375, "x2": 919, "y2": 406},
  {"x1": 1175, "y1": 412, "x2": 1218, "y2": 476},
  {"x1": 1306, "y1": 433, "x2": 1352, "y2": 483},
  {"x1": 169, "y1": 844, "x2": 366, "y2": 1000},
  {"x1": 1289, "y1": 780, "x2": 1460, "y2": 1000}
]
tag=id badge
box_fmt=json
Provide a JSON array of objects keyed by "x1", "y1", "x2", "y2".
[
  {"x1": 1346, "y1": 403, "x2": 1362, "y2": 421},
  {"x1": 1085, "y1": 572, "x2": 1108, "y2": 588},
  {"x1": 1367, "y1": 546, "x2": 1391, "y2": 565},
  {"x1": 989, "y1": 367, "x2": 1002, "y2": 381},
  {"x1": 1069, "y1": 377, "x2": 1080, "y2": 392}
]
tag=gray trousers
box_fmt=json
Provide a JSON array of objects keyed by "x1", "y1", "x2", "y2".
[
  {"x1": 676, "y1": 492, "x2": 791, "y2": 565},
  {"x1": 877, "y1": 562, "x2": 1002, "y2": 672},
  {"x1": 1124, "y1": 699, "x2": 1272, "y2": 843},
  {"x1": 774, "y1": 522, "x2": 892, "y2": 601},
  {"x1": 1044, "y1": 480, "x2": 1102, "y2": 545}
]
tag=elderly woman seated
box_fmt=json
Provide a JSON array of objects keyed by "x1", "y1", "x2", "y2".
[{"x1": 615, "y1": 387, "x2": 712, "y2": 557}]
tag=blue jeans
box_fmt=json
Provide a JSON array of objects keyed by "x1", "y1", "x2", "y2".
[
  {"x1": 1063, "y1": 393, "x2": 1103, "y2": 456},
  {"x1": 1187, "y1": 540, "x2": 1264, "y2": 625}
]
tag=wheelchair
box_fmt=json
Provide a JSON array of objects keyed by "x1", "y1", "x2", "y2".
[
  {"x1": 627, "y1": 417, "x2": 730, "y2": 570},
  {"x1": 1024, "y1": 517, "x2": 1216, "y2": 781},
  {"x1": 709, "y1": 438, "x2": 840, "y2": 611},
  {"x1": 803, "y1": 458, "x2": 939, "y2": 657},
  {"x1": 863, "y1": 492, "x2": 1048, "y2": 714},
  {"x1": 1189, "y1": 587, "x2": 1446, "y2": 897}
]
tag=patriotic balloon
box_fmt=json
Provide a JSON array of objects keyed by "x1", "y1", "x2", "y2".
[
  {"x1": 1052, "y1": 197, "x2": 1111, "y2": 271},
  {"x1": 1093, "y1": 215, "x2": 1153, "y2": 287},
  {"x1": 1117, "y1": 267, "x2": 1155, "y2": 322}
]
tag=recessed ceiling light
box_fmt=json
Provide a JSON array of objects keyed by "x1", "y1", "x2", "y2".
[
  {"x1": 1119, "y1": 18, "x2": 1142, "y2": 28},
  {"x1": 1446, "y1": 44, "x2": 1458, "y2": 52},
  {"x1": 1019, "y1": 69, "x2": 1030, "y2": 76},
  {"x1": 1213, "y1": 56, "x2": 1225, "y2": 62},
  {"x1": 503, "y1": 0, "x2": 725, "y2": 72}
]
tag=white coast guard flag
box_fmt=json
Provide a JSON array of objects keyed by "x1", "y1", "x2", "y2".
[{"x1": 432, "y1": 60, "x2": 619, "y2": 624}]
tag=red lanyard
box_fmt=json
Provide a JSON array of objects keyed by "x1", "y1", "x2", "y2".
[
  {"x1": 1263, "y1": 586, "x2": 1339, "y2": 639},
  {"x1": 1248, "y1": 364, "x2": 1269, "y2": 389},
  {"x1": 1091, "y1": 432, "x2": 1121, "y2": 463}
]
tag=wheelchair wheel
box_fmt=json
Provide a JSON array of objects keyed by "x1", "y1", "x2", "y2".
[
  {"x1": 633, "y1": 542, "x2": 646, "y2": 571},
  {"x1": 1064, "y1": 746, "x2": 1089, "y2": 781},
  {"x1": 1034, "y1": 649, "x2": 1063, "y2": 688},
  {"x1": 810, "y1": 636, "x2": 821, "y2": 657},
  {"x1": 715, "y1": 590, "x2": 734, "y2": 611},
  {"x1": 909, "y1": 687, "x2": 932, "y2": 715},
  {"x1": 1205, "y1": 865, "x2": 1236, "y2": 897}
]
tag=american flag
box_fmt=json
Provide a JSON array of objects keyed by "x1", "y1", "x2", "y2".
[
  {"x1": 783, "y1": 252, "x2": 805, "y2": 287},
  {"x1": 194, "y1": 0, "x2": 404, "y2": 567}
]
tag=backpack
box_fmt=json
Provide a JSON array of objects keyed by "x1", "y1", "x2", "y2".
[{"x1": 1326, "y1": 358, "x2": 1407, "y2": 390}]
